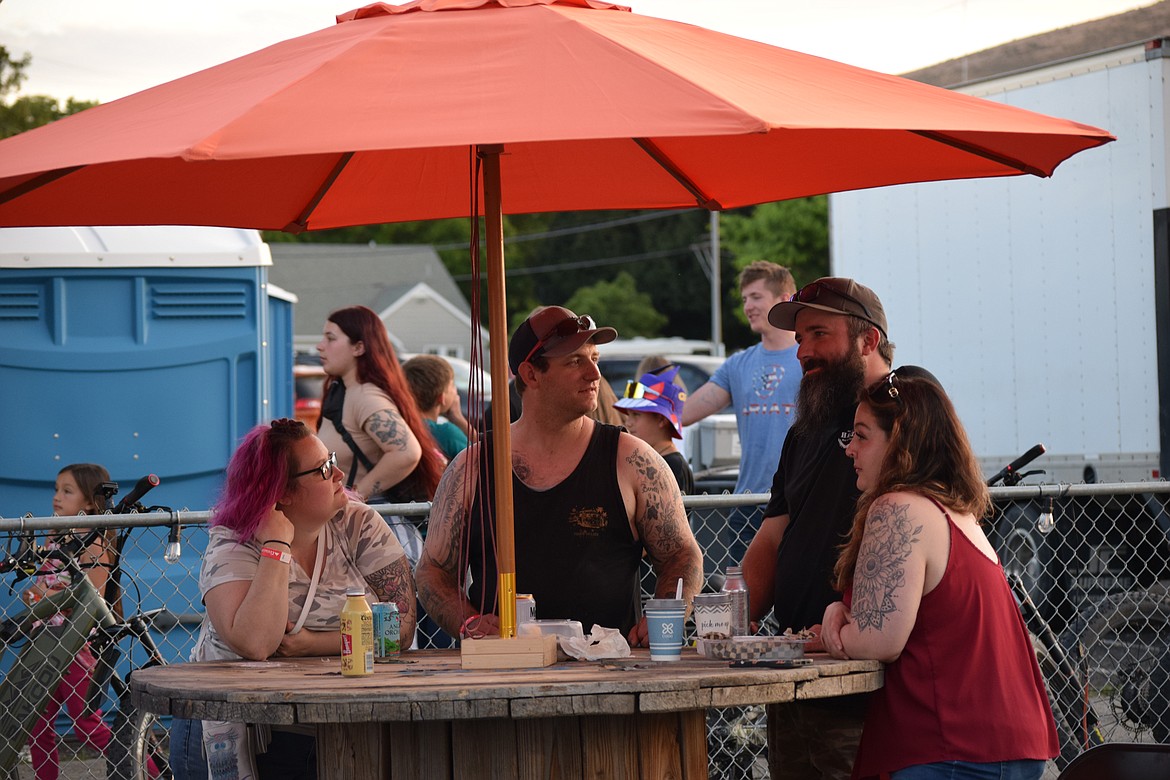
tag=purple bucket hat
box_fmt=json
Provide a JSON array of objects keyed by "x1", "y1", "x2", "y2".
[{"x1": 613, "y1": 365, "x2": 686, "y2": 439}]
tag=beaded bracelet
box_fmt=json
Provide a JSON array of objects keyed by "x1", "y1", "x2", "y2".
[
  {"x1": 260, "y1": 546, "x2": 292, "y2": 565},
  {"x1": 262, "y1": 539, "x2": 291, "y2": 548}
]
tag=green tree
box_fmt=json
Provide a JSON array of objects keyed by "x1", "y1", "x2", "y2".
[
  {"x1": 718, "y1": 197, "x2": 829, "y2": 342},
  {"x1": 721, "y1": 197, "x2": 829, "y2": 286},
  {"x1": 562, "y1": 271, "x2": 668, "y2": 337},
  {"x1": 0, "y1": 47, "x2": 98, "y2": 139}
]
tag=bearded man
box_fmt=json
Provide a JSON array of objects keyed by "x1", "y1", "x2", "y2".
[{"x1": 742, "y1": 277, "x2": 893, "y2": 780}]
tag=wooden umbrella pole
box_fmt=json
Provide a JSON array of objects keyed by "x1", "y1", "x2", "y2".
[{"x1": 478, "y1": 144, "x2": 517, "y2": 639}]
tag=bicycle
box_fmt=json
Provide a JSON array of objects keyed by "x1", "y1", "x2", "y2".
[
  {"x1": 986, "y1": 445, "x2": 1105, "y2": 768},
  {"x1": 0, "y1": 475, "x2": 173, "y2": 780}
]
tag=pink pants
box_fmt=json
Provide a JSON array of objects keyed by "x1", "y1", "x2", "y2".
[{"x1": 28, "y1": 645, "x2": 113, "y2": 780}]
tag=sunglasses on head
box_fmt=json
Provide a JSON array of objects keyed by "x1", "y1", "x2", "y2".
[
  {"x1": 867, "y1": 371, "x2": 900, "y2": 402},
  {"x1": 294, "y1": 451, "x2": 337, "y2": 482},
  {"x1": 623, "y1": 379, "x2": 673, "y2": 407},
  {"x1": 791, "y1": 280, "x2": 876, "y2": 322},
  {"x1": 523, "y1": 314, "x2": 596, "y2": 364}
]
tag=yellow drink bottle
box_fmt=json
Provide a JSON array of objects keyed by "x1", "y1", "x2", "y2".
[{"x1": 340, "y1": 590, "x2": 374, "y2": 677}]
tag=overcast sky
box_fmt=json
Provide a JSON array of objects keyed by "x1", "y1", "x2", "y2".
[{"x1": 2, "y1": 0, "x2": 1156, "y2": 104}]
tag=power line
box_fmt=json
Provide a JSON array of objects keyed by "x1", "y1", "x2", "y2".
[
  {"x1": 450, "y1": 245, "x2": 700, "y2": 281},
  {"x1": 433, "y1": 208, "x2": 700, "y2": 251}
]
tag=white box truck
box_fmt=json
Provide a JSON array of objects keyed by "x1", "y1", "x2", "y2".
[{"x1": 831, "y1": 39, "x2": 1169, "y2": 485}]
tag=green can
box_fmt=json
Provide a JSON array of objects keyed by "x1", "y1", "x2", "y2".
[{"x1": 372, "y1": 601, "x2": 401, "y2": 661}]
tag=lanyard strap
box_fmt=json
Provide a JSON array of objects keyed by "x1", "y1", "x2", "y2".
[{"x1": 288, "y1": 528, "x2": 326, "y2": 635}]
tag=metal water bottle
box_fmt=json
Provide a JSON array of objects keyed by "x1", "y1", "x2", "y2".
[
  {"x1": 340, "y1": 590, "x2": 374, "y2": 677},
  {"x1": 720, "y1": 566, "x2": 751, "y2": 636}
]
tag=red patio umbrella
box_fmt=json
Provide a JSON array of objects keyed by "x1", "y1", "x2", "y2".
[{"x1": 0, "y1": 0, "x2": 1113, "y2": 636}]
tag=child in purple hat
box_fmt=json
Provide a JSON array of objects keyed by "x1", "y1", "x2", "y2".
[{"x1": 614, "y1": 365, "x2": 694, "y2": 495}]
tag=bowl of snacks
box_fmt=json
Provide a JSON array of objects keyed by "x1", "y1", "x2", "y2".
[{"x1": 696, "y1": 632, "x2": 811, "y2": 661}]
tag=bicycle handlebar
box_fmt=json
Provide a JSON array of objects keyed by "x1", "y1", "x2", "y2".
[
  {"x1": 111, "y1": 474, "x2": 160, "y2": 515},
  {"x1": 986, "y1": 443, "x2": 1046, "y2": 487},
  {"x1": 0, "y1": 473, "x2": 162, "y2": 577}
]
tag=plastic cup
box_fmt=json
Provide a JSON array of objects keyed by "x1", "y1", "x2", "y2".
[
  {"x1": 692, "y1": 592, "x2": 732, "y2": 639},
  {"x1": 645, "y1": 598, "x2": 686, "y2": 661}
]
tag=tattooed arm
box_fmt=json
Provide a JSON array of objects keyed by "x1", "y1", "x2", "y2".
[
  {"x1": 620, "y1": 434, "x2": 703, "y2": 647},
  {"x1": 356, "y1": 405, "x2": 423, "y2": 501},
  {"x1": 364, "y1": 555, "x2": 418, "y2": 648},
  {"x1": 416, "y1": 448, "x2": 498, "y2": 637},
  {"x1": 835, "y1": 493, "x2": 933, "y2": 663}
]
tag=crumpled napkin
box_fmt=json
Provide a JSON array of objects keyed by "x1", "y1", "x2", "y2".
[{"x1": 559, "y1": 625, "x2": 631, "y2": 661}]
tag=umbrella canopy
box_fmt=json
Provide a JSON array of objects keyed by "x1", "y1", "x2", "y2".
[
  {"x1": 0, "y1": 0, "x2": 1113, "y2": 638},
  {"x1": 0, "y1": 0, "x2": 1112, "y2": 229}
]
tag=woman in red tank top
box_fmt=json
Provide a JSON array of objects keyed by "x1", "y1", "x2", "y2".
[{"x1": 820, "y1": 367, "x2": 1058, "y2": 780}]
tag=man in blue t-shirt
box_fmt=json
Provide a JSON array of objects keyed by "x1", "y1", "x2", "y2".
[{"x1": 682, "y1": 261, "x2": 799, "y2": 566}]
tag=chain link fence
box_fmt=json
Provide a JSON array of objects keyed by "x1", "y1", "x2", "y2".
[{"x1": 1, "y1": 481, "x2": 1167, "y2": 778}]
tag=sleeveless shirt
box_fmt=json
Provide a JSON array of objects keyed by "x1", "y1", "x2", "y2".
[
  {"x1": 849, "y1": 500, "x2": 1059, "y2": 778},
  {"x1": 466, "y1": 423, "x2": 642, "y2": 634}
]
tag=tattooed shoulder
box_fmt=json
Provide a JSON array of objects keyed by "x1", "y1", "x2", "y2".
[
  {"x1": 366, "y1": 408, "x2": 409, "y2": 449},
  {"x1": 851, "y1": 497, "x2": 923, "y2": 633}
]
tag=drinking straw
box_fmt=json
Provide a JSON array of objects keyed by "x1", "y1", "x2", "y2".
[{"x1": 674, "y1": 578, "x2": 683, "y2": 599}]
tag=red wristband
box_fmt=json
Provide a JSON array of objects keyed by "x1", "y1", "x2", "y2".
[
  {"x1": 260, "y1": 546, "x2": 292, "y2": 564},
  {"x1": 460, "y1": 614, "x2": 482, "y2": 639}
]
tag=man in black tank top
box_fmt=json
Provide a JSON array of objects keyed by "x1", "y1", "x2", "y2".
[{"x1": 417, "y1": 306, "x2": 703, "y2": 646}]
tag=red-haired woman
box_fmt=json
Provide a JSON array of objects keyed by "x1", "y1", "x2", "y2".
[{"x1": 316, "y1": 306, "x2": 443, "y2": 506}]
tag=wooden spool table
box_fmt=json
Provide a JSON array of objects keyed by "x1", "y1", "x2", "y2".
[{"x1": 132, "y1": 648, "x2": 882, "y2": 779}]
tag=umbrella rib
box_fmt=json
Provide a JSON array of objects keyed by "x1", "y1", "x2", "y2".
[
  {"x1": 283, "y1": 152, "x2": 356, "y2": 233},
  {"x1": 633, "y1": 138, "x2": 722, "y2": 210},
  {"x1": 911, "y1": 131, "x2": 1047, "y2": 177},
  {"x1": 0, "y1": 166, "x2": 83, "y2": 208}
]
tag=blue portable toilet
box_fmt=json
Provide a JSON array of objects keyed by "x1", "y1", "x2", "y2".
[{"x1": 0, "y1": 225, "x2": 295, "y2": 518}]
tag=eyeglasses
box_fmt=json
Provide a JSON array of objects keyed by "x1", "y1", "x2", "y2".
[
  {"x1": 791, "y1": 280, "x2": 877, "y2": 322},
  {"x1": 294, "y1": 451, "x2": 337, "y2": 481},
  {"x1": 867, "y1": 371, "x2": 900, "y2": 401},
  {"x1": 523, "y1": 314, "x2": 597, "y2": 364}
]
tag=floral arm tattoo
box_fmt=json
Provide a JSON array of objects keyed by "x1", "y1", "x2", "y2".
[
  {"x1": 851, "y1": 499, "x2": 922, "y2": 632},
  {"x1": 625, "y1": 448, "x2": 703, "y2": 601},
  {"x1": 365, "y1": 555, "x2": 417, "y2": 647}
]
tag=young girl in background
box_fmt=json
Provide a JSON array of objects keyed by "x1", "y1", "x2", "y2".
[{"x1": 23, "y1": 464, "x2": 124, "y2": 780}]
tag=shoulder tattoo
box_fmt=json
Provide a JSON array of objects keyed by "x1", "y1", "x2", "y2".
[
  {"x1": 625, "y1": 448, "x2": 685, "y2": 556},
  {"x1": 851, "y1": 499, "x2": 922, "y2": 632},
  {"x1": 367, "y1": 408, "x2": 409, "y2": 449}
]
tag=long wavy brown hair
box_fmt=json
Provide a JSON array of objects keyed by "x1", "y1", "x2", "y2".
[
  {"x1": 833, "y1": 369, "x2": 991, "y2": 591},
  {"x1": 320, "y1": 306, "x2": 443, "y2": 499}
]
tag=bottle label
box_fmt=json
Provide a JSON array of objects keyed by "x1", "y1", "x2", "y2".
[{"x1": 341, "y1": 598, "x2": 374, "y2": 676}]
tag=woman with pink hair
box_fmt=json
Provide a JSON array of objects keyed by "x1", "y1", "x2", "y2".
[{"x1": 170, "y1": 418, "x2": 416, "y2": 780}]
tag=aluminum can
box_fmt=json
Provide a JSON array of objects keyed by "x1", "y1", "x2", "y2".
[
  {"x1": 372, "y1": 601, "x2": 401, "y2": 661},
  {"x1": 340, "y1": 590, "x2": 374, "y2": 677},
  {"x1": 516, "y1": 594, "x2": 536, "y2": 624},
  {"x1": 720, "y1": 566, "x2": 751, "y2": 636}
]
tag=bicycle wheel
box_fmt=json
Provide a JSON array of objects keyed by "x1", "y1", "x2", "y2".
[
  {"x1": 108, "y1": 701, "x2": 171, "y2": 780},
  {"x1": 1080, "y1": 587, "x2": 1170, "y2": 739}
]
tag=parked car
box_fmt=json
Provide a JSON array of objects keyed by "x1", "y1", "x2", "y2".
[
  {"x1": 597, "y1": 353, "x2": 730, "y2": 413},
  {"x1": 294, "y1": 358, "x2": 328, "y2": 428}
]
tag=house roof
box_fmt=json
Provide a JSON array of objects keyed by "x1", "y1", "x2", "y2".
[
  {"x1": 904, "y1": 1, "x2": 1170, "y2": 87},
  {"x1": 266, "y1": 242, "x2": 470, "y2": 339}
]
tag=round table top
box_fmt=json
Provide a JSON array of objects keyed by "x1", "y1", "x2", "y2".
[{"x1": 132, "y1": 648, "x2": 882, "y2": 725}]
